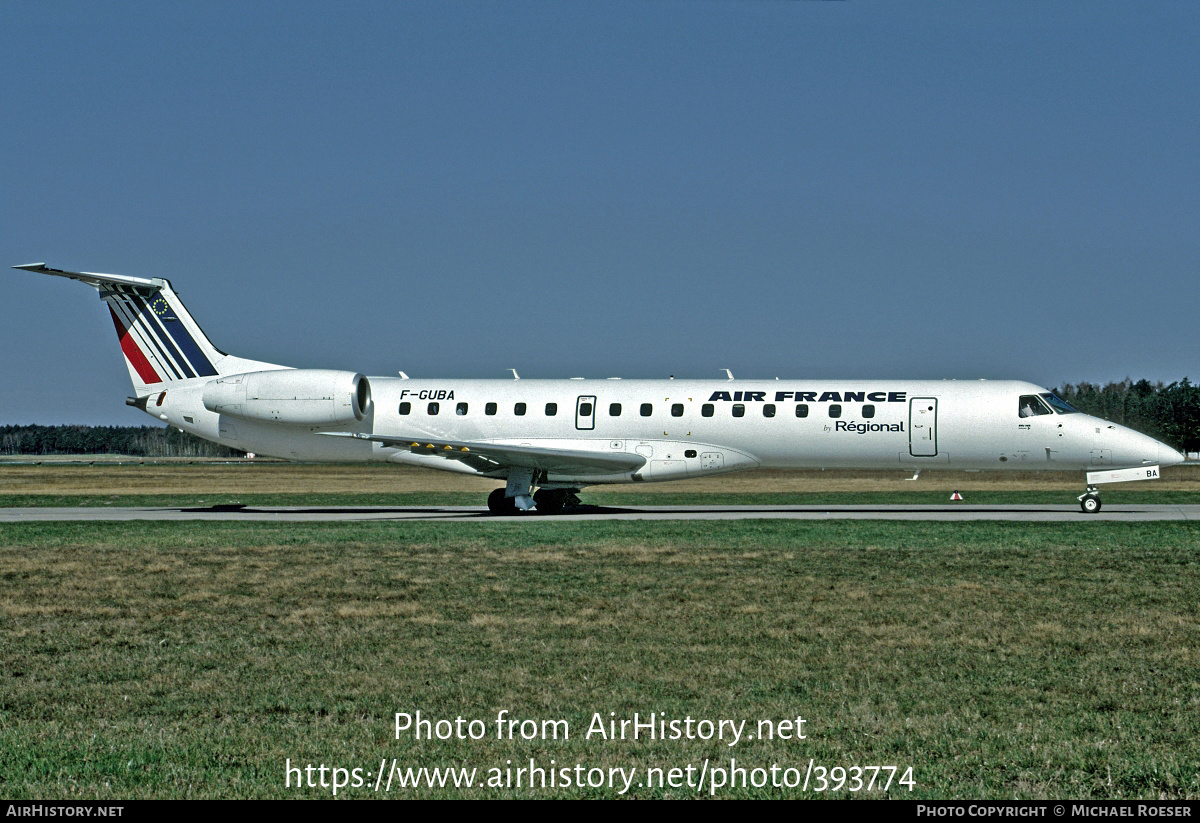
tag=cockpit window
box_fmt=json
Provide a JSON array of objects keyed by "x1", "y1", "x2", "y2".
[
  {"x1": 1040, "y1": 393, "x2": 1079, "y2": 414},
  {"x1": 1018, "y1": 395, "x2": 1053, "y2": 418}
]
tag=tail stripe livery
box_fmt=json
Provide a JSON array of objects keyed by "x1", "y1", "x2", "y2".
[
  {"x1": 108, "y1": 304, "x2": 163, "y2": 384},
  {"x1": 104, "y1": 285, "x2": 184, "y2": 384},
  {"x1": 140, "y1": 291, "x2": 219, "y2": 377},
  {"x1": 107, "y1": 289, "x2": 182, "y2": 381},
  {"x1": 126, "y1": 292, "x2": 187, "y2": 378},
  {"x1": 104, "y1": 284, "x2": 218, "y2": 382}
]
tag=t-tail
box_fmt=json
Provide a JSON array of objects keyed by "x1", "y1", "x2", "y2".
[{"x1": 12, "y1": 263, "x2": 284, "y2": 397}]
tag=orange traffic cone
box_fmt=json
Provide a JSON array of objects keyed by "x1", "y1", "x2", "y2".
[{"x1": 950, "y1": 491, "x2": 964, "y2": 501}]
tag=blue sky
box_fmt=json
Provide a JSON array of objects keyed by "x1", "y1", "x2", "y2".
[{"x1": 3, "y1": 1, "x2": 1197, "y2": 425}]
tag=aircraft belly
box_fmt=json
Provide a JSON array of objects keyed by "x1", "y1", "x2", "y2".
[{"x1": 226, "y1": 419, "x2": 376, "y2": 462}]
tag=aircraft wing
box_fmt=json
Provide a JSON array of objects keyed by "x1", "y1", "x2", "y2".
[{"x1": 319, "y1": 432, "x2": 646, "y2": 475}]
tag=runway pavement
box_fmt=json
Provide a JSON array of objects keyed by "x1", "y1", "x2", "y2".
[{"x1": 2, "y1": 504, "x2": 1199, "y2": 522}]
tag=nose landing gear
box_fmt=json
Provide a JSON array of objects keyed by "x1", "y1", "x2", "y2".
[{"x1": 1078, "y1": 485, "x2": 1101, "y2": 514}]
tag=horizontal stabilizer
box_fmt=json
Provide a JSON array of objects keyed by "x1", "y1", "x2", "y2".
[{"x1": 13, "y1": 263, "x2": 166, "y2": 291}]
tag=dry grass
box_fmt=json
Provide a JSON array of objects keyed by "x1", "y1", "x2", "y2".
[
  {"x1": 0, "y1": 462, "x2": 498, "y2": 496},
  {"x1": 0, "y1": 462, "x2": 1196, "y2": 497}
]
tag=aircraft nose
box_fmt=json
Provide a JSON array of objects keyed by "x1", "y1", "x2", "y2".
[
  {"x1": 1156, "y1": 440, "x2": 1186, "y2": 467},
  {"x1": 1131, "y1": 430, "x2": 1185, "y2": 467},
  {"x1": 1103, "y1": 423, "x2": 1185, "y2": 467}
]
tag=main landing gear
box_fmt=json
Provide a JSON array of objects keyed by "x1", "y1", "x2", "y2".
[
  {"x1": 486, "y1": 486, "x2": 581, "y2": 515},
  {"x1": 487, "y1": 469, "x2": 585, "y2": 515},
  {"x1": 533, "y1": 488, "x2": 568, "y2": 515},
  {"x1": 487, "y1": 487, "x2": 518, "y2": 515},
  {"x1": 1078, "y1": 485, "x2": 1102, "y2": 514}
]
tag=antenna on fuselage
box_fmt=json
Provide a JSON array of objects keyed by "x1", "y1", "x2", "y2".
[
  {"x1": 398, "y1": 371, "x2": 410, "y2": 379},
  {"x1": 721, "y1": 369, "x2": 734, "y2": 380},
  {"x1": 509, "y1": 369, "x2": 520, "y2": 380}
]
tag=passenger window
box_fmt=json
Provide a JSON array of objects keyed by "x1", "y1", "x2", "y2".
[
  {"x1": 428, "y1": 402, "x2": 439, "y2": 415},
  {"x1": 795, "y1": 404, "x2": 809, "y2": 418},
  {"x1": 732, "y1": 404, "x2": 745, "y2": 418},
  {"x1": 763, "y1": 404, "x2": 776, "y2": 418},
  {"x1": 609, "y1": 403, "x2": 622, "y2": 416},
  {"x1": 684, "y1": 449, "x2": 697, "y2": 458},
  {"x1": 640, "y1": 403, "x2": 653, "y2": 417},
  {"x1": 1018, "y1": 395, "x2": 1052, "y2": 417},
  {"x1": 671, "y1": 403, "x2": 684, "y2": 417},
  {"x1": 828, "y1": 404, "x2": 841, "y2": 418},
  {"x1": 456, "y1": 402, "x2": 468, "y2": 416},
  {"x1": 485, "y1": 402, "x2": 497, "y2": 416},
  {"x1": 701, "y1": 404, "x2": 714, "y2": 417},
  {"x1": 399, "y1": 402, "x2": 411, "y2": 415},
  {"x1": 579, "y1": 402, "x2": 592, "y2": 416},
  {"x1": 515, "y1": 402, "x2": 526, "y2": 416},
  {"x1": 862, "y1": 405, "x2": 875, "y2": 419},
  {"x1": 545, "y1": 402, "x2": 557, "y2": 416}
]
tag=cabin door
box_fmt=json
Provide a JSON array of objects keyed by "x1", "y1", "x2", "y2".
[
  {"x1": 909, "y1": 397, "x2": 938, "y2": 456},
  {"x1": 575, "y1": 395, "x2": 596, "y2": 430}
]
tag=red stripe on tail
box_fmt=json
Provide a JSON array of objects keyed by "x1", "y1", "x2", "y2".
[{"x1": 109, "y1": 307, "x2": 161, "y2": 384}]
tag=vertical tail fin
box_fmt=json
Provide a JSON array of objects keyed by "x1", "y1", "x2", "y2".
[
  {"x1": 14, "y1": 263, "x2": 282, "y2": 395},
  {"x1": 105, "y1": 279, "x2": 223, "y2": 387}
]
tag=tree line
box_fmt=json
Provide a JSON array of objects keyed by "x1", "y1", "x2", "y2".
[
  {"x1": 1, "y1": 378, "x2": 1197, "y2": 457},
  {"x1": 0, "y1": 425, "x2": 244, "y2": 458}
]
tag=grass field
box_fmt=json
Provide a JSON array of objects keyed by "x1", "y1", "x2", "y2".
[
  {"x1": 1, "y1": 462, "x2": 1198, "y2": 508},
  {"x1": 2, "y1": 507, "x2": 1199, "y2": 797}
]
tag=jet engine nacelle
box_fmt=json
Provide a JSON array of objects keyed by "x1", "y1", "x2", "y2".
[{"x1": 202, "y1": 369, "x2": 372, "y2": 426}]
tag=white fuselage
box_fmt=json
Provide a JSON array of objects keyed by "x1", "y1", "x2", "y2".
[
  {"x1": 148, "y1": 376, "x2": 1183, "y2": 487},
  {"x1": 15, "y1": 263, "x2": 1183, "y2": 502}
]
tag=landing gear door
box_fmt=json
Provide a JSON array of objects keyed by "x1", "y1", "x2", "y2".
[
  {"x1": 909, "y1": 397, "x2": 938, "y2": 457},
  {"x1": 575, "y1": 395, "x2": 596, "y2": 431}
]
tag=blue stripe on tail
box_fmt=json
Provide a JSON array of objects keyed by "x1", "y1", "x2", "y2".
[{"x1": 133, "y1": 288, "x2": 219, "y2": 377}]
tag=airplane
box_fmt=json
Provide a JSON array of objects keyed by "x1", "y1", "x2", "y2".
[{"x1": 12, "y1": 263, "x2": 1186, "y2": 514}]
